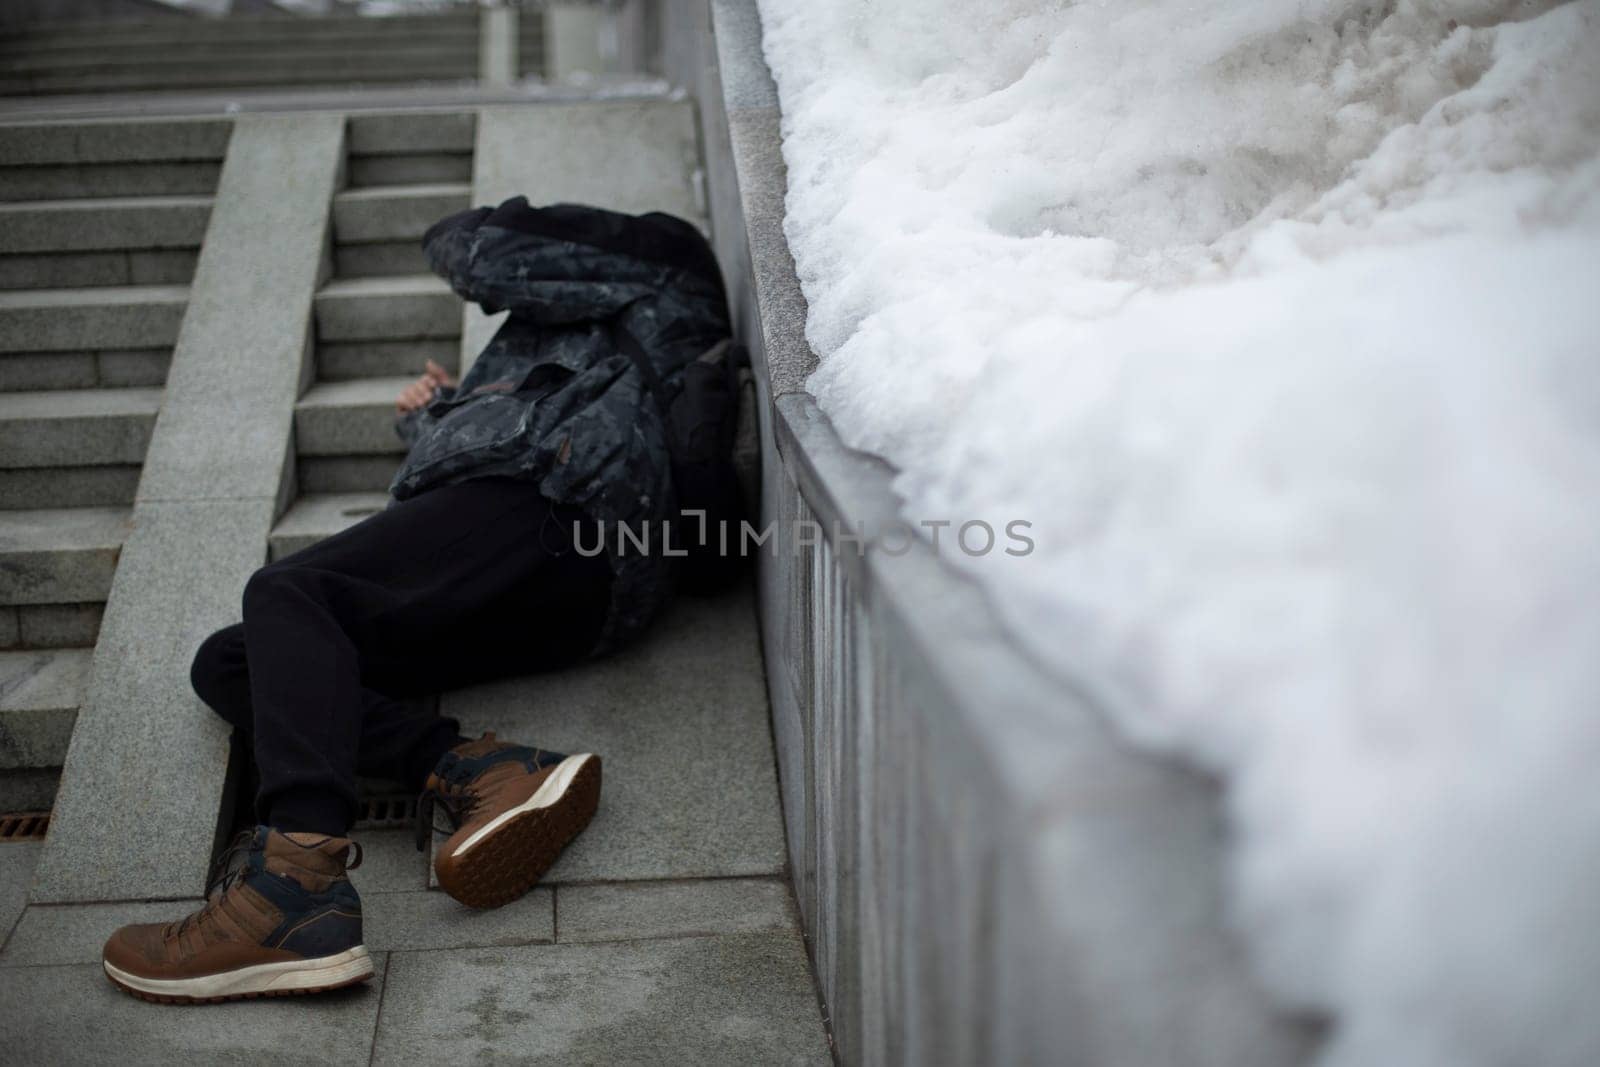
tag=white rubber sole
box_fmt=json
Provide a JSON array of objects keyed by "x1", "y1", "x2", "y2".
[
  {"x1": 455, "y1": 752, "x2": 596, "y2": 856},
  {"x1": 104, "y1": 945, "x2": 373, "y2": 1001}
]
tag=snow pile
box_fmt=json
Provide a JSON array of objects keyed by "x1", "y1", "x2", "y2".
[{"x1": 755, "y1": 0, "x2": 1600, "y2": 1062}]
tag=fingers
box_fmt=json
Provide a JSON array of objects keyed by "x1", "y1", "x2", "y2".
[
  {"x1": 395, "y1": 377, "x2": 433, "y2": 414},
  {"x1": 396, "y1": 362, "x2": 456, "y2": 413}
]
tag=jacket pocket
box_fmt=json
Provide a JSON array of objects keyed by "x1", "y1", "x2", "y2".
[{"x1": 393, "y1": 392, "x2": 538, "y2": 494}]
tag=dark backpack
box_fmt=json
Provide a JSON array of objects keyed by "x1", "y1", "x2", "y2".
[{"x1": 607, "y1": 320, "x2": 754, "y2": 593}]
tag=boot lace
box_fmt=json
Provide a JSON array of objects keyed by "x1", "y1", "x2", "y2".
[
  {"x1": 414, "y1": 778, "x2": 479, "y2": 853},
  {"x1": 165, "y1": 830, "x2": 364, "y2": 942},
  {"x1": 165, "y1": 829, "x2": 255, "y2": 941}
]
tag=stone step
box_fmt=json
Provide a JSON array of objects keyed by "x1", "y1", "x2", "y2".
[
  {"x1": 316, "y1": 338, "x2": 457, "y2": 383},
  {"x1": 297, "y1": 455, "x2": 404, "y2": 496},
  {"x1": 0, "y1": 507, "x2": 129, "y2": 607},
  {"x1": 346, "y1": 112, "x2": 476, "y2": 157},
  {"x1": 0, "y1": 249, "x2": 196, "y2": 292},
  {"x1": 2, "y1": 62, "x2": 481, "y2": 97},
  {"x1": 0, "y1": 14, "x2": 480, "y2": 52},
  {"x1": 3, "y1": 42, "x2": 480, "y2": 74},
  {"x1": 0, "y1": 467, "x2": 141, "y2": 511},
  {"x1": 0, "y1": 161, "x2": 222, "y2": 203},
  {"x1": 331, "y1": 243, "x2": 431, "y2": 280},
  {"x1": 0, "y1": 647, "x2": 88, "y2": 771},
  {"x1": 0, "y1": 387, "x2": 161, "y2": 470},
  {"x1": 268, "y1": 491, "x2": 390, "y2": 562},
  {"x1": 0, "y1": 603, "x2": 104, "y2": 652},
  {"x1": 333, "y1": 183, "x2": 470, "y2": 246},
  {"x1": 0, "y1": 195, "x2": 212, "y2": 256},
  {"x1": 0, "y1": 347, "x2": 169, "y2": 393},
  {"x1": 347, "y1": 153, "x2": 472, "y2": 189},
  {"x1": 295, "y1": 377, "x2": 412, "y2": 457},
  {"x1": 0, "y1": 118, "x2": 231, "y2": 167},
  {"x1": 314, "y1": 276, "x2": 458, "y2": 343},
  {"x1": 0, "y1": 285, "x2": 186, "y2": 354}
]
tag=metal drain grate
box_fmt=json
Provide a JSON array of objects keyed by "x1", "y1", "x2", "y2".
[
  {"x1": 0, "y1": 811, "x2": 50, "y2": 842},
  {"x1": 354, "y1": 794, "x2": 417, "y2": 830}
]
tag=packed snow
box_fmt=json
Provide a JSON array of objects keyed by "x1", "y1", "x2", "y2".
[{"x1": 755, "y1": 0, "x2": 1600, "y2": 1062}]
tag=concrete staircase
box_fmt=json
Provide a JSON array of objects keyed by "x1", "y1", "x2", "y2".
[
  {"x1": 0, "y1": 11, "x2": 520, "y2": 96},
  {"x1": 0, "y1": 20, "x2": 831, "y2": 1056},
  {"x1": 293, "y1": 112, "x2": 471, "y2": 503},
  {"x1": 0, "y1": 118, "x2": 230, "y2": 813}
]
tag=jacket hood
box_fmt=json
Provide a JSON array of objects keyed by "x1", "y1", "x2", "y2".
[{"x1": 422, "y1": 197, "x2": 729, "y2": 327}]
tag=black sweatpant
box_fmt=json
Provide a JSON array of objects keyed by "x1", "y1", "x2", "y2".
[{"x1": 189, "y1": 476, "x2": 614, "y2": 836}]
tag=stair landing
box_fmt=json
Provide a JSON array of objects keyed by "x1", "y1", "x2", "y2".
[{"x1": 0, "y1": 73, "x2": 828, "y2": 1064}]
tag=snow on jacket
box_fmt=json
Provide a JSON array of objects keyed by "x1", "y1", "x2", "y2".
[{"x1": 391, "y1": 197, "x2": 733, "y2": 657}]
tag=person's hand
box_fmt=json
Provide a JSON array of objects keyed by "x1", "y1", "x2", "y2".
[{"x1": 396, "y1": 360, "x2": 456, "y2": 414}]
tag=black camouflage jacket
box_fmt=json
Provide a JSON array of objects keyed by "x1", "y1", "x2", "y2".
[{"x1": 392, "y1": 198, "x2": 733, "y2": 658}]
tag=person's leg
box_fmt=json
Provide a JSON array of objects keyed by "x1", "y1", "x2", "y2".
[
  {"x1": 238, "y1": 477, "x2": 611, "y2": 838},
  {"x1": 102, "y1": 480, "x2": 616, "y2": 1001},
  {"x1": 189, "y1": 623, "x2": 466, "y2": 794}
]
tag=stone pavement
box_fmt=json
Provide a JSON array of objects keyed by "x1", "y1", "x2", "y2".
[
  {"x1": 0, "y1": 579, "x2": 831, "y2": 1064},
  {"x1": 0, "y1": 18, "x2": 833, "y2": 1058}
]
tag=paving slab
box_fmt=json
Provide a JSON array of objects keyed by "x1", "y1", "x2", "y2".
[
  {"x1": 0, "y1": 898, "x2": 193, "y2": 967},
  {"x1": 366, "y1": 887, "x2": 555, "y2": 953},
  {"x1": 0, "y1": 647, "x2": 87, "y2": 769},
  {"x1": 0, "y1": 506, "x2": 129, "y2": 607},
  {"x1": 373, "y1": 932, "x2": 830, "y2": 1065},
  {"x1": 441, "y1": 575, "x2": 787, "y2": 884},
  {"x1": 294, "y1": 377, "x2": 413, "y2": 456},
  {"x1": 0, "y1": 841, "x2": 40, "y2": 948},
  {"x1": 0, "y1": 386, "x2": 161, "y2": 468},
  {"x1": 473, "y1": 100, "x2": 701, "y2": 220},
  {"x1": 347, "y1": 827, "x2": 430, "y2": 894},
  {"x1": 0, "y1": 955, "x2": 387, "y2": 1065},
  {"x1": 558, "y1": 877, "x2": 796, "y2": 944}
]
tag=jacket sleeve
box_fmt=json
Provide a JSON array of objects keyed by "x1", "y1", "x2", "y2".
[{"x1": 394, "y1": 408, "x2": 427, "y2": 448}]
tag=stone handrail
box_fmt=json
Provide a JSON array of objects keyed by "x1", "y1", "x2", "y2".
[{"x1": 655, "y1": 1, "x2": 1318, "y2": 1062}]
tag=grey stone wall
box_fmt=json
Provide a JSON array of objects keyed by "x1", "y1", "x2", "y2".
[{"x1": 658, "y1": 2, "x2": 1319, "y2": 1063}]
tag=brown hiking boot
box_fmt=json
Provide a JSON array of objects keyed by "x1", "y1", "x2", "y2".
[
  {"x1": 416, "y1": 733, "x2": 601, "y2": 909},
  {"x1": 102, "y1": 826, "x2": 373, "y2": 1004}
]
